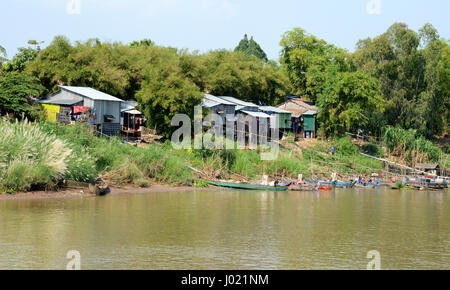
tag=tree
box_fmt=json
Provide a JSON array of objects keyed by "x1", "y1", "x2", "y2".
[
  {"x1": 235, "y1": 34, "x2": 268, "y2": 63},
  {"x1": 181, "y1": 49, "x2": 291, "y2": 106},
  {"x1": 0, "y1": 45, "x2": 7, "y2": 69},
  {"x1": 136, "y1": 47, "x2": 203, "y2": 138},
  {"x1": 418, "y1": 24, "x2": 449, "y2": 137},
  {"x1": 354, "y1": 23, "x2": 449, "y2": 137},
  {"x1": 280, "y1": 28, "x2": 350, "y2": 102},
  {"x1": 317, "y1": 71, "x2": 383, "y2": 136},
  {"x1": 0, "y1": 73, "x2": 44, "y2": 119},
  {"x1": 130, "y1": 39, "x2": 153, "y2": 47},
  {"x1": 25, "y1": 36, "x2": 133, "y2": 98},
  {"x1": 3, "y1": 47, "x2": 39, "y2": 73}
]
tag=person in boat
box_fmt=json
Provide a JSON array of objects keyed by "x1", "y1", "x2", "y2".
[{"x1": 274, "y1": 180, "x2": 279, "y2": 187}]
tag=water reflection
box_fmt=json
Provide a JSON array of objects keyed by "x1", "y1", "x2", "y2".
[{"x1": 0, "y1": 188, "x2": 448, "y2": 269}]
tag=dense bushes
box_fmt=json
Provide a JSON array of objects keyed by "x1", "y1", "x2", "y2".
[
  {"x1": 363, "y1": 143, "x2": 384, "y2": 158},
  {"x1": 335, "y1": 137, "x2": 359, "y2": 156},
  {"x1": 383, "y1": 127, "x2": 443, "y2": 163}
]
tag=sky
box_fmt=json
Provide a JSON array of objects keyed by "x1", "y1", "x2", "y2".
[{"x1": 1, "y1": 0, "x2": 449, "y2": 60}]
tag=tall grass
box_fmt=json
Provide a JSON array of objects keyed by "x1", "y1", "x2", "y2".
[
  {"x1": 0, "y1": 119, "x2": 72, "y2": 192},
  {"x1": 40, "y1": 123, "x2": 193, "y2": 187},
  {"x1": 2, "y1": 120, "x2": 395, "y2": 194},
  {"x1": 383, "y1": 127, "x2": 443, "y2": 163}
]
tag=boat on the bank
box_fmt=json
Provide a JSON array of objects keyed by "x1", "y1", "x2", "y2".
[
  {"x1": 303, "y1": 180, "x2": 335, "y2": 190},
  {"x1": 404, "y1": 177, "x2": 448, "y2": 190},
  {"x1": 355, "y1": 180, "x2": 381, "y2": 188},
  {"x1": 282, "y1": 178, "x2": 334, "y2": 191},
  {"x1": 311, "y1": 177, "x2": 356, "y2": 188},
  {"x1": 205, "y1": 179, "x2": 291, "y2": 191}
]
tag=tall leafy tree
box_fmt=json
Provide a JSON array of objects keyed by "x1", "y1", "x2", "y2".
[
  {"x1": 418, "y1": 24, "x2": 449, "y2": 137},
  {"x1": 317, "y1": 71, "x2": 383, "y2": 136},
  {"x1": 280, "y1": 28, "x2": 349, "y2": 102},
  {"x1": 136, "y1": 47, "x2": 203, "y2": 138},
  {"x1": 354, "y1": 23, "x2": 449, "y2": 137},
  {"x1": 3, "y1": 47, "x2": 39, "y2": 73},
  {"x1": 235, "y1": 34, "x2": 268, "y2": 63},
  {"x1": 0, "y1": 45, "x2": 7, "y2": 71},
  {"x1": 180, "y1": 49, "x2": 290, "y2": 106},
  {"x1": 0, "y1": 73, "x2": 44, "y2": 119},
  {"x1": 25, "y1": 36, "x2": 133, "y2": 98}
]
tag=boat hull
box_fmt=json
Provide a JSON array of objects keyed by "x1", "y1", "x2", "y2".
[
  {"x1": 205, "y1": 180, "x2": 290, "y2": 191},
  {"x1": 355, "y1": 181, "x2": 381, "y2": 188}
]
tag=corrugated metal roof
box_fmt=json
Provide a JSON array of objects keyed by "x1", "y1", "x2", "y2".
[
  {"x1": 204, "y1": 94, "x2": 235, "y2": 106},
  {"x1": 240, "y1": 110, "x2": 271, "y2": 118},
  {"x1": 277, "y1": 99, "x2": 318, "y2": 118},
  {"x1": 220, "y1": 96, "x2": 259, "y2": 108},
  {"x1": 303, "y1": 110, "x2": 318, "y2": 116},
  {"x1": 39, "y1": 99, "x2": 82, "y2": 106},
  {"x1": 415, "y1": 163, "x2": 439, "y2": 170},
  {"x1": 123, "y1": 109, "x2": 142, "y2": 115},
  {"x1": 259, "y1": 106, "x2": 291, "y2": 114},
  {"x1": 61, "y1": 86, "x2": 123, "y2": 102},
  {"x1": 121, "y1": 101, "x2": 138, "y2": 112},
  {"x1": 202, "y1": 101, "x2": 220, "y2": 109}
]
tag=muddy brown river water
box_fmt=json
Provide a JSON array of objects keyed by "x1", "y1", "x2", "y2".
[{"x1": 0, "y1": 188, "x2": 448, "y2": 269}]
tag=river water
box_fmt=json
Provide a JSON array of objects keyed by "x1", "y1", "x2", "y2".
[{"x1": 0, "y1": 188, "x2": 448, "y2": 270}]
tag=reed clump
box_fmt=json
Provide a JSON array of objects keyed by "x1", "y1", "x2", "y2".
[{"x1": 0, "y1": 119, "x2": 72, "y2": 192}]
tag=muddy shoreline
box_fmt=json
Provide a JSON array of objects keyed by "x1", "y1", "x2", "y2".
[{"x1": 0, "y1": 185, "x2": 208, "y2": 201}]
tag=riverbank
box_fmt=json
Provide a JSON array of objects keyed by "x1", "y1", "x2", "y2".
[
  {"x1": 0, "y1": 185, "x2": 207, "y2": 201},
  {"x1": 1, "y1": 120, "x2": 447, "y2": 196}
]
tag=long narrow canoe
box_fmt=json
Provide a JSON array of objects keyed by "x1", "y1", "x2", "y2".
[
  {"x1": 205, "y1": 180, "x2": 290, "y2": 191},
  {"x1": 304, "y1": 180, "x2": 335, "y2": 190},
  {"x1": 356, "y1": 181, "x2": 381, "y2": 188},
  {"x1": 290, "y1": 185, "x2": 317, "y2": 191},
  {"x1": 311, "y1": 178, "x2": 356, "y2": 188}
]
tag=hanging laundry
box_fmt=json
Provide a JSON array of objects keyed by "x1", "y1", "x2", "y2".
[{"x1": 73, "y1": 106, "x2": 89, "y2": 114}]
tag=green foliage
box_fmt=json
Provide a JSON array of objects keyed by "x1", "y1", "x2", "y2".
[
  {"x1": 281, "y1": 24, "x2": 448, "y2": 139},
  {"x1": 0, "y1": 120, "x2": 73, "y2": 192},
  {"x1": 40, "y1": 122, "x2": 194, "y2": 188},
  {"x1": 0, "y1": 72, "x2": 44, "y2": 119},
  {"x1": 3, "y1": 47, "x2": 39, "y2": 73},
  {"x1": 23, "y1": 36, "x2": 292, "y2": 137},
  {"x1": 383, "y1": 127, "x2": 443, "y2": 163},
  {"x1": 280, "y1": 28, "x2": 350, "y2": 101},
  {"x1": 354, "y1": 23, "x2": 449, "y2": 137},
  {"x1": 235, "y1": 34, "x2": 269, "y2": 62},
  {"x1": 181, "y1": 50, "x2": 291, "y2": 106},
  {"x1": 25, "y1": 36, "x2": 139, "y2": 99},
  {"x1": 395, "y1": 181, "x2": 405, "y2": 189},
  {"x1": 0, "y1": 45, "x2": 7, "y2": 65},
  {"x1": 136, "y1": 47, "x2": 203, "y2": 138},
  {"x1": 193, "y1": 180, "x2": 209, "y2": 188},
  {"x1": 363, "y1": 143, "x2": 384, "y2": 158},
  {"x1": 317, "y1": 71, "x2": 383, "y2": 136},
  {"x1": 335, "y1": 137, "x2": 359, "y2": 156},
  {"x1": 266, "y1": 154, "x2": 309, "y2": 177},
  {"x1": 130, "y1": 39, "x2": 153, "y2": 47}
]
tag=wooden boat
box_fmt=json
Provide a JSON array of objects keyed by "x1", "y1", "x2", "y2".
[
  {"x1": 283, "y1": 178, "x2": 334, "y2": 191},
  {"x1": 355, "y1": 181, "x2": 381, "y2": 188},
  {"x1": 311, "y1": 178, "x2": 356, "y2": 188},
  {"x1": 335, "y1": 181, "x2": 357, "y2": 188},
  {"x1": 205, "y1": 179, "x2": 290, "y2": 191},
  {"x1": 290, "y1": 184, "x2": 318, "y2": 191},
  {"x1": 303, "y1": 180, "x2": 335, "y2": 190}
]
